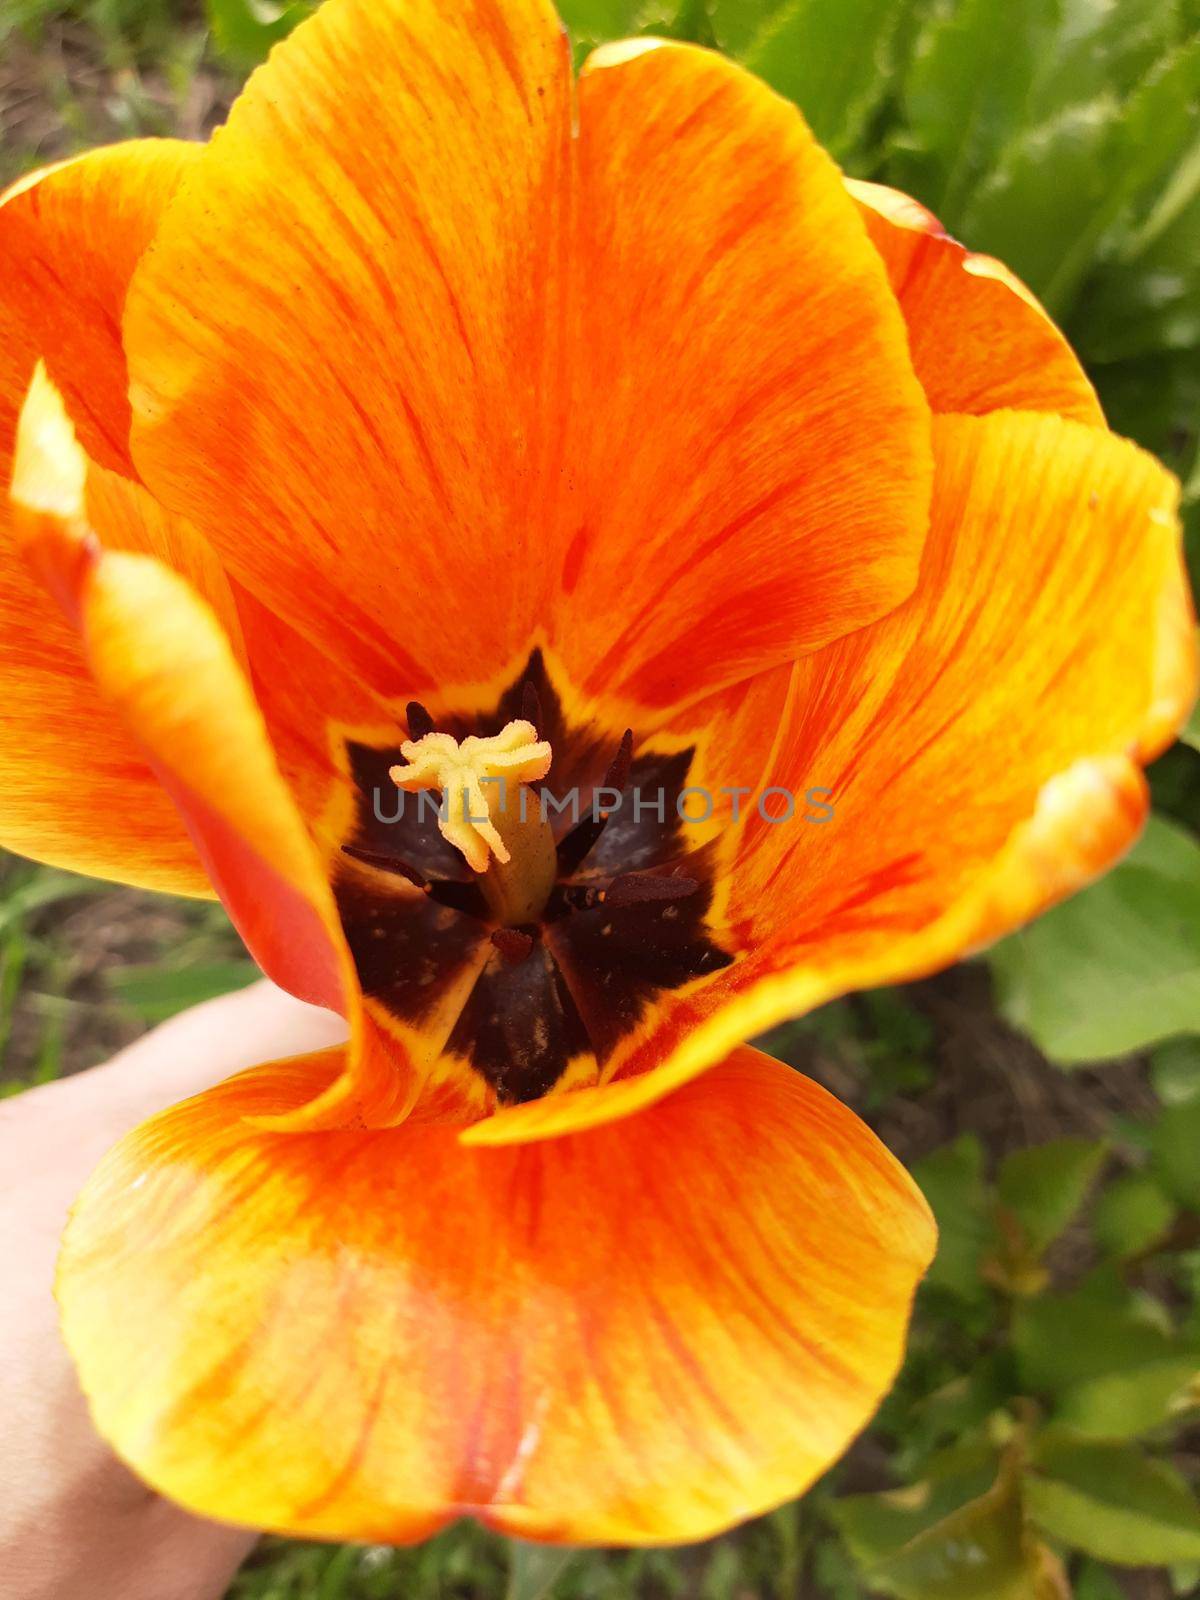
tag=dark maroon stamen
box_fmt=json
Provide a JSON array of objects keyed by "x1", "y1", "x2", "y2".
[
  {"x1": 491, "y1": 926, "x2": 535, "y2": 964},
  {"x1": 603, "y1": 728, "x2": 634, "y2": 798},
  {"x1": 521, "y1": 679, "x2": 543, "y2": 735},
  {"x1": 341, "y1": 843, "x2": 429, "y2": 890},
  {"x1": 605, "y1": 872, "x2": 699, "y2": 907},
  {"x1": 561, "y1": 872, "x2": 699, "y2": 912},
  {"x1": 555, "y1": 727, "x2": 636, "y2": 877},
  {"x1": 555, "y1": 814, "x2": 607, "y2": 878},
  {"x1": 406, "y1": 700, "x2": 435, "y2": 741}
]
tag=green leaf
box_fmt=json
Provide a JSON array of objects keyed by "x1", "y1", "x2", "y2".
[
  {"x1": 911, "y1": 1135, "x2": 992, "y2": 1300},
  {"x1": 832, "y1": 1450, "x2": 1039, "y2": 1600},
  {"x1": 1075, "y1": 1560, "x2": 1132, "y2": 1600},
  {"x1": 555, "y1": 0, "x2": 641, "y2": 42},
  {"x1": 1055, "y1": 1356, "x2": 1200, "y2": 1439},
  {"x1": 506, "y1": 1543, "x2": 576, "y2": 1600},
  {"x1": 1095, "y1": 341, "x2": 1200, "y2": 470},
  {"x1": 829, "y1": 1444, "x2": 995, "y2": 1567},
  {"x1": 1125, "y1": 130, "x2": 1200, "y2": 263},
  {"x1": 1109, "y1": 39, "x2": 1200, "y2": 211},
  {"x1": 205, "y1": 0, "x2": 312, "y2": 69},
  {"x1": 865, "y1": 1492, "x2": 1032, "y2": 1600},
  {"x1": 996, "y1": 1138, "x2": 1106, "y2": 1258},
  {"x1": 1026, "y1": 1436, "x2": 1200, "y2": 1566},
  {"x1": 1152, "y1": 1098, "x2": 1200, "y2": 1210},
  {"x1": 859, "y1": 988, "x2": 935, "y2": 1108},
  {"x1": 710, "y1": 0, "x2": 783, "y2": 54},
  {"x1": 741, "y1": 0, "x2": 903, "y2": 158},
  {"x1": 902, "y1": 0, "x2": 1055, "y2": 221},
  {"x1": 1093, "y1": 1170, "x2": 1177, "y2": 1258},
  {"x1": 0, "y1": 869, "x2": 105, "y2": 935},
  {"x1": 107, "y1": 959, "x2": 258, "y2": 1023},
  {"x1": 900, "y1": 1356, "x2": 1011, "y2": 1463},
  {"x1": 1073, "y1": 189, "x2": 1200, "y2": 365},
  {"x1": 1152, "y1": 1035, "x2": 1200, "y2": 1104},
  {"x1": 990, "y1": 814, "x2": 1200, "y2": 1064},
  {"x1": 1027, "y1": 0, "x2": 1182, "y2": 119},
  {"x1": 811, "y1": 1536, "x2": 867, "y2": 1600},
  {"x1": 965, "y1": 40, "x2": 1200, "y2": 314},
  {"x1": 1013, "y1": 1278, "x2": 1168, "y2": 1402},
  {"x1": 1014, "y1": 1272, "x2": 1197, "y2": 1439},
  {"x1": 962, "y1": 96, "x2": 1123, "y2": 307}
]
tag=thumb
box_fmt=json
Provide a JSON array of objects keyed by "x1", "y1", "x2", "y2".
[
  {"x1": 0, "y1": 982, "x2": 346, "y2": 1600},
  {"x1": 0, "y1": 979, "x2": 348, "y2": 1208},
  {"x1": 76, "y1": 978, "x2": 348, "y2": 1126}
]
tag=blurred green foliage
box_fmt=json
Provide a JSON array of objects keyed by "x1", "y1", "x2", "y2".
[
  {"x1": 205, "y1": 0, "x2": 309, "y2": 66},
  {"x1": 2, "y1": 0, "x2": 1199, "y2": 1596},
  {"x1": 992, "y1": 817, "x2": 1200, "y2": 1064}
]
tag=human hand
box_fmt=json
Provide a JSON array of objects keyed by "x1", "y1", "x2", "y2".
[{"x1": 0, "y1": 980, "x2": 347, "y2": 1600}]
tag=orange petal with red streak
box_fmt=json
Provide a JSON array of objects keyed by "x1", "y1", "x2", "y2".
[
  {"x1": 849, "y1": 179, "x2": 1103, "y2": 424},
  {"x1": 10, "y1": 371, "x2": 413, "y2": 1129},
  {"x1": 124, "y1": 0, "x2": 575, "y2": 699},
  {"x1": 551, "y1": 40, "x2": 933, "y2": 705},
  {"x1": 0, "y1": 143, "x2": 214, "y2": 892},
  {"x1": 1, "y1": 140, "x2": 201, "y2": 476},
  {"x1": 467, "y1": 409, "x2": 1195, "y2": 1145},
  {"x1": 58, "y1": 1045, "x2": 934, "y2": 1545},
  {"x1": 124, "y1": 2, "x2": 931, "y2": 706}
]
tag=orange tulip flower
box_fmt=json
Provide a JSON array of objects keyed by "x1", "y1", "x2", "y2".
[{"x1": 1, "y1": 0, "x2": 1195, "y2": 1550}]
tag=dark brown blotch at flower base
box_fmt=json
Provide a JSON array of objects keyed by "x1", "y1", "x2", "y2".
[{"x1": 334, "y1": 651, "x2": 732, "y2": 1105}]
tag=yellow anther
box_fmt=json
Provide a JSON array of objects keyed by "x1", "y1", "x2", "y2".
[{"x1": 389, "y1": 719, "x2": 552, "y2": 875}]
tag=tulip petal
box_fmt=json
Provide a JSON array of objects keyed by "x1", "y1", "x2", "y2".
[
  {"x1": 0, "y1": 143, "x2": 223, "y2": 892},
  {"x1": 10, "y1": 373, "x2": 414, "y2": 1127},
  {"x1": 0, "y1": 519, "x2": 213, "y2": 892},
  {"x1": 231, "y1": 588, "x2": 402, "y2": 855},
  {"x1": 728, "y1": 412, "x2": 1195, "y2": 949},
  {"x1": 124, "y1": 0, "x2": 931, "y2": 706},
  {"x1": 58, "y1": 1045, "x2": 934, "y2": 1546},
  {"x1": 468, "y1": 409, "x2": 1195, "y2": 1144},
  {"x1": 1, "y1": 140, "x2": 201, "y2": 476},
  {"x1": 124, "y1": 0, "x2": 575, "y2": 698},
  {"x1": 548, "y1": 41, "x2": 933, "y2": 705},
  {"x1": 849, "y1": 180, "x2": 1103, "y2": 425}
]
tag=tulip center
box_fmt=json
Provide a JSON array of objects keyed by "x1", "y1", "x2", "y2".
[
  {"x1": 389, "y1": 720, "x2": 557, "y2": 926},
  {"x1": 334, "y1": 651, "x2": 734, "y2": 1108}
]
